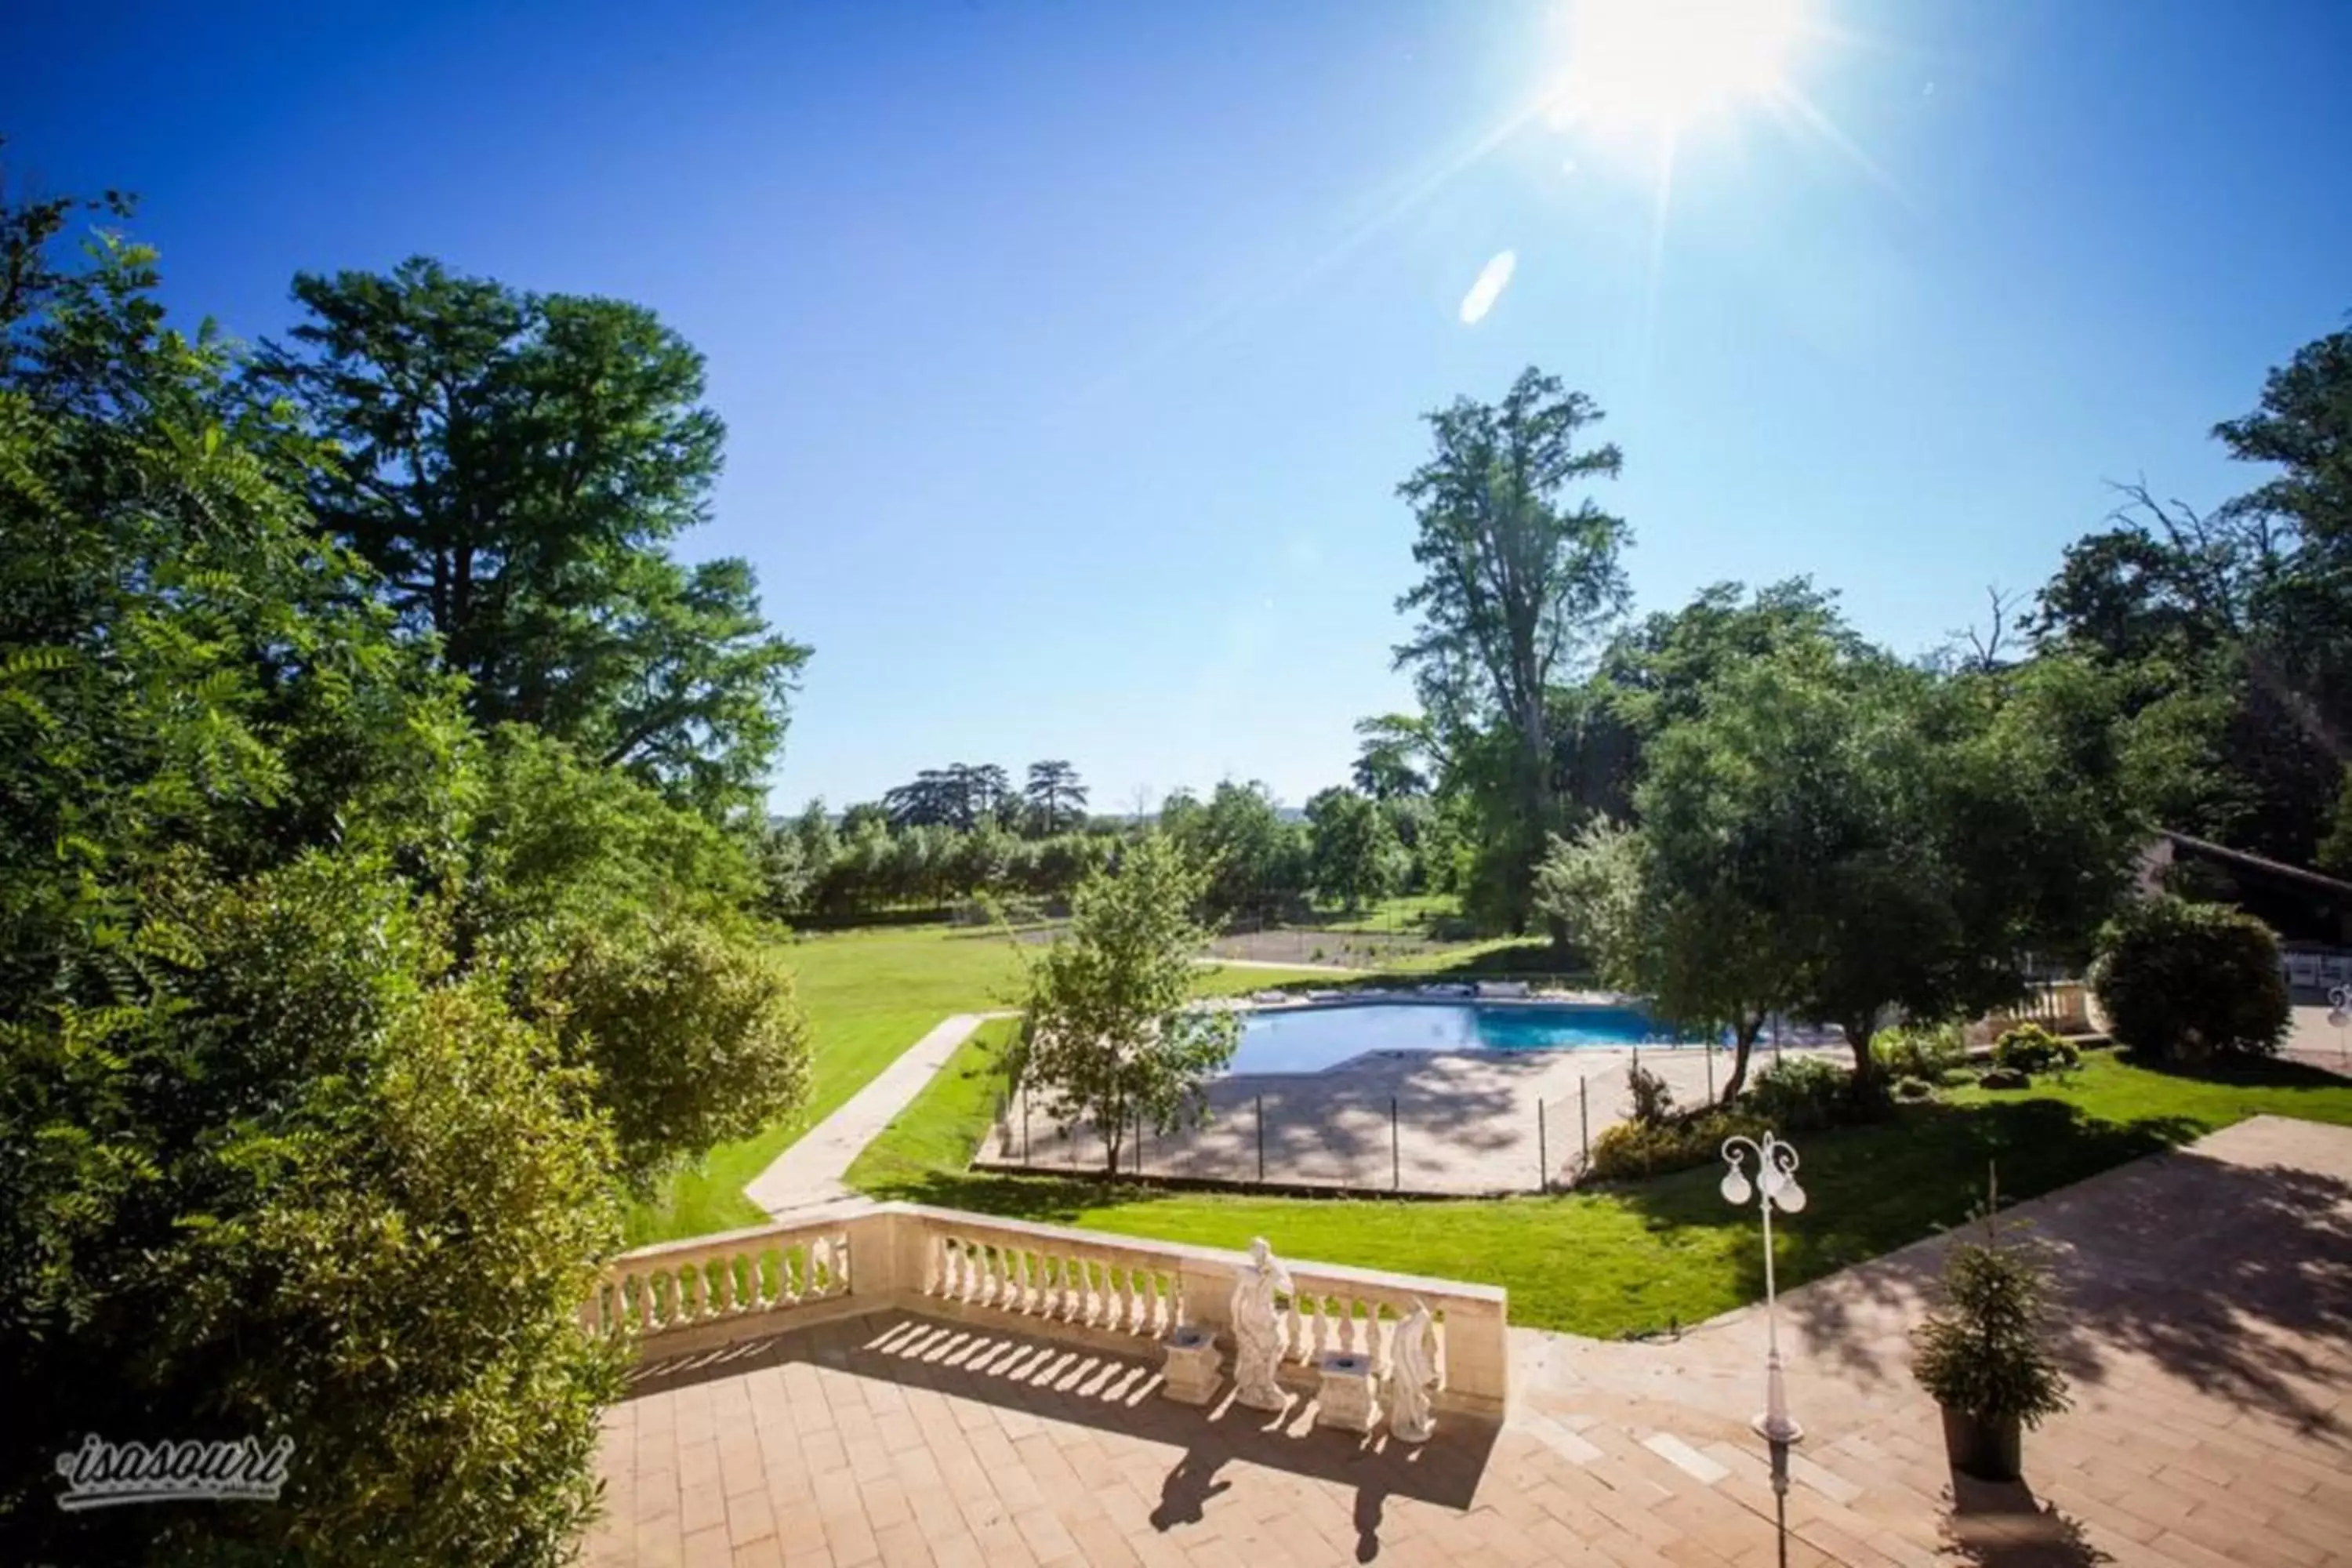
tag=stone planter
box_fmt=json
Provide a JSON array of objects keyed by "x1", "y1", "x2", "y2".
[
  {"x1": 1315, "y1": 1352, "x2": 1377, "y2": 1435},
  {"x1": 1940, "y1": 1406, "x2": 2022, "y2": 1482},
  {"x1": 1160, "y1": 1326, "x2": 1222, "y2": 1406}
]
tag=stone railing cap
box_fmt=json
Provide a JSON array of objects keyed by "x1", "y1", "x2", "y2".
[
  {"x1": 877, "y1": 1202, "x2": 1508, "y2": 1306},
  {"x1": 601, "y1": 1200, "x2": 1505, "y2": 1309}
]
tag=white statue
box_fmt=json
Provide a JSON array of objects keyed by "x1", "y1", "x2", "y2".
[
  {"x1": 1385, "y1": 1298, "x2": 1439, "y2": 1443},
  {"x1": 1230, "y1": 1236, "x2": 1294, "y2": 1411}
]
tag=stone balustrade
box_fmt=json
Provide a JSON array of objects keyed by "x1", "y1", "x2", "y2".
[
  {"x1": 588, "y1": 1203, "x2": 1510, "y2": 1417},
  {"x1": 1985, "y1": 979, "x2": 2094, "y2": 1036}
]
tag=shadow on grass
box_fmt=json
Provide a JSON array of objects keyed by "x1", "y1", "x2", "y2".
[{"x1": 2116, "y1": 1045, "x2": 2352, "y2": 1094}]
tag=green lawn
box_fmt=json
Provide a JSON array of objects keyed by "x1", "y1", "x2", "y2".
[
  {"x1": 846, "y1": 1041, "x2": 2352, "y2": 1339},
  {"x1": 623, "y1": 923, "x2": 1330, "y2": 1244},
  {"x1": 1304, "y1": 893, "x2": 1463, "y2": 935}
]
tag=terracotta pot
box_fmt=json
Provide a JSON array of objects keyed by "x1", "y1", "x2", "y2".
[{"x1": 1940, "y1": 1405, "x2": 2023, "y2": 1482}]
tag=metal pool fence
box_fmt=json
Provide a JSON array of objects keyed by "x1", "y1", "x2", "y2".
[{"x1": 976, "y1": 1036, "x2": 1828, "y2": 1197}]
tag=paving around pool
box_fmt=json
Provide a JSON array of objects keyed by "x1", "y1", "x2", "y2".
[{"x1": 975, "y1": 992, "x2": 1846, "y2": 1196}]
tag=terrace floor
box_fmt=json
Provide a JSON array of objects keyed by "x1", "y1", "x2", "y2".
[{"x1": 590, "y1": 1115, "x2": 2352, "y2": 1566}]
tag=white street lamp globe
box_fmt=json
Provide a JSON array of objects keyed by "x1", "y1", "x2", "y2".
[{"x1": 1720, "y1": 1169, "x2": 1753, "y2": 1207}]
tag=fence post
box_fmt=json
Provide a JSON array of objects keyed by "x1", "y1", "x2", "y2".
[
  {"x1": 1705, "y1": 1041, "x2": 1715, "y2": 1102},
  {"x1": 1391, "y1": 1096, "x2": 1400, "y2": 1193},
  {"x1": 1538, "y1": 1100, "x2": 1549, "y2": 1193},
  {"x1": 1580, "y1": 1076, "x2": 1590, "y2": 1163},
  {"x1": 1256, "y1": 1094, "x2": 1265, "y2": 1184}
]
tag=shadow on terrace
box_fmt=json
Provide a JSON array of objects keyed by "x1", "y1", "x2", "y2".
[{"x1": 626, "y1": 1308, "x2": 1496, "y2": 1563}]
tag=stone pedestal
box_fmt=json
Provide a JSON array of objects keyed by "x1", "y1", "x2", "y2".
[
  {"x1": 1315, "y1": 1352, "x2": 1377, "y2": 1435},
  {"x1": 1160, "y1": 1326, "x2": 1222, "y2": 1406}
]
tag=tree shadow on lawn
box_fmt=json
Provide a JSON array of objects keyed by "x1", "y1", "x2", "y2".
[
  {"x1": 2114, "y1": 1044, "x2": 2352, "y2": 1101},
  {"x1": 1613, "y1": 1097, "x2": 2352, "y2": 1440}
]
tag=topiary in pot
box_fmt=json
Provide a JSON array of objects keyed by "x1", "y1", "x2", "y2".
[{"x1": 1911, "y1": 1203, "x2": 2070, "y2": 1481}]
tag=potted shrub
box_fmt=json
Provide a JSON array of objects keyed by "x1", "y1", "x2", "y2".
[{"x1": 1911, "y1": 1207, "x2": 2070, "y2": 1481}]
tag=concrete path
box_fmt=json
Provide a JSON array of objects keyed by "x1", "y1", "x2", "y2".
[{"x1": 744, "y1": 1012, "x2": 1014, "y2": 1217}]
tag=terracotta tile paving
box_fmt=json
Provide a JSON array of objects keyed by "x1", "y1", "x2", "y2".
[{"x1": 590, "y1": 1117, "x2": 2352, "y2": 1565}]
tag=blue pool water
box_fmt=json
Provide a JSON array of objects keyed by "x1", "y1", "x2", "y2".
[{"x1": 1227, "y1": 1000, "x2": 1688, "y2": 1075}]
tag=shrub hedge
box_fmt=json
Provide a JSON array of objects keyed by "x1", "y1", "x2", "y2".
[{"x1": 2090, "y1": 895, "x2": 2290, "y2": 1062}]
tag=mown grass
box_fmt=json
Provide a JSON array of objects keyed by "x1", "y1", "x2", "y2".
[
  {"x1": 846, "y1": 1043, "x2": 2352, "y2": 1338},
  {"x1": 623, "y1": 924, "x2": 1329, "y2": 1244}
]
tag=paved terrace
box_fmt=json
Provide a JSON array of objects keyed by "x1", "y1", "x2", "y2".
[{"x1": 590, "y1": 1116, "x2": 2352, "y2": 1566}]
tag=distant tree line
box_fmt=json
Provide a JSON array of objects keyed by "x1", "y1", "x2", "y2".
[{"x1": 762, "y1": 765, "x2": 1453, "y2": 924}]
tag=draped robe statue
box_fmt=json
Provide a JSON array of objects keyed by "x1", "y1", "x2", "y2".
[
  {"x1": 1385, "y1": 1298, "x2": 1438, "y2": 1443},
  {"x1": 1230, "y1": 1237, "x2": 1294, "y2": 1411}
]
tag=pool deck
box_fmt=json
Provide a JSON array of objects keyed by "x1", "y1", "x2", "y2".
[{"x1": 981, "y1": 1033, "x2": 1845, "y2": 1196}]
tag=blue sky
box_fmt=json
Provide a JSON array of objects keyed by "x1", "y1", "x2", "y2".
[{"x1": 9, "y1": 2, "x2": 2349, "y2": 815}]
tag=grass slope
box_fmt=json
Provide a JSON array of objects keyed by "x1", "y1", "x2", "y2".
[
  {"x1": 624, "y1": 923, "x2": 1328, "y2": 1244},
  {"x1": 848, "y1": 1042, "x2": 2352, "y2": 1338}
]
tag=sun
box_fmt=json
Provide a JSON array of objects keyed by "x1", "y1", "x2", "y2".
[{"x1": 1552, "y1": 0, "x2": 1809, "y2": 134}]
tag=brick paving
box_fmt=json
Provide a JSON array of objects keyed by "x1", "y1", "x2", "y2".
[{"x1": 590, "y1": 1116, "x2": 2352, "y2": 1565}]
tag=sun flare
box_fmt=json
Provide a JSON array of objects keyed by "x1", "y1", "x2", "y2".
[{"x1": 1552, "y1": 0, "x2": 1809, "y2": 133}]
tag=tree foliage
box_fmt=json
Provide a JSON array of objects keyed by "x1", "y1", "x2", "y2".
[
  {"x1": 1011, "y1": 837, "x2": 1240, "y2": 1174},
  {"x1": 1392, "y1": 367, "x2": 1630, "y2": 927},
  {"x1": 1305, "y1": 786, "x2": 1400, "y2": 911},
  {"x1": 259, "y1": 257, "x2": 809, "y2": 817},
  {"x1": 1165, "y1": 779, "x2": 1308, "y2": 925},
  {"x1": 1631, "y1": 637, "x2": 2140, "y2": 1092},
  {"x1": 2089, "y1": 895, "x2": 2291, "y2": 1062},
  {"x1": 0, "y1": 182, "x2": 807, "y2": 1561},
  {"x1": 1025, "y1": 759, "x2": 1089, "y2": 833}
]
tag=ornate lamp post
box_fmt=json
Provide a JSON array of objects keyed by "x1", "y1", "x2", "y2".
[{"x1": 1722, "y1": 1131, "x2": 1806, "y2": 1563}]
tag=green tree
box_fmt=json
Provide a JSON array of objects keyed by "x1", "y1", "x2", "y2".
[
  {"x1": 1025, "y1": 758, "x2": 1089, "y2": 834},
  {"x1": 455, "y1": 728, "x2": 810, "y2": 1185},
  {"x1": 1011, "y1": 837, "x2": 1240, "y2": 1174},
  {"x1": 2321, "y1": 768, "x2": 2352, "y2": 877},
  {"x1": 1171, "y1": 779, "x2": 1307, "y2": 924},
  {"x1": 1350, "y1": 713, "x2": 1432, "y2": 800},
  {"x1": 1536, "y1": 818, "x2": 1792, "y2": 1102},
  {"x1": 1635, "y1": 644, "x2": 2139, "y2": 1096},
  {"x1": 1392, "y1": 367, "x2": 1631, "y2": 928},
  {"x1": 259, "y1": 257, "x2": 808, "y2": 816},
  {"x1": 1305, "y1": 786, "x2": 1400, "y2": 911},
  {"x1": 0, "y1": 209, "x2": 620, "y2": 1562}
]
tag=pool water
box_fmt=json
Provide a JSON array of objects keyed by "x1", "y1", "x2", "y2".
[{"x1": 1227, "y1": 1000, "x2": 1690, "y2": 1075}]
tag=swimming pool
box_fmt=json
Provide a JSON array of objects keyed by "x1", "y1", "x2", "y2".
[{"x1": 1227, "y1": 1000, "x2": 1690, "y2": 1075}]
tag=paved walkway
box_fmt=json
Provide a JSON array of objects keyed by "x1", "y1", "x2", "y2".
[
  {"x1": 2285, "y1": 1002, "x2": 2352, "y2": 1079},
  {"x1": 593, "y1": 1115, "x2": 2352, "y2": 1566},
  {"x1": 744, "y1": 1013, "x2": 1014, "y2": 1216}
]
